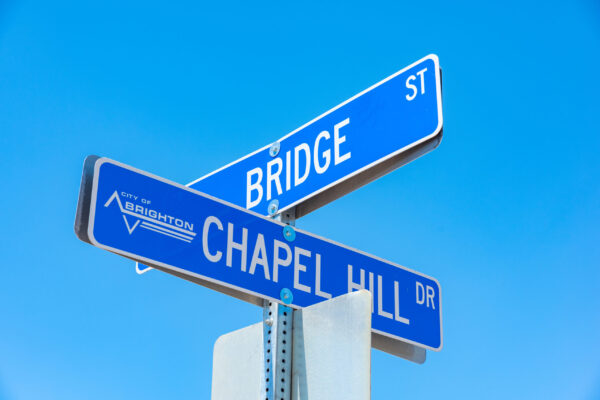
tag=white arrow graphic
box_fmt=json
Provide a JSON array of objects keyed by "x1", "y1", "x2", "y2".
[
  {"x1": 122, "y1": 215, "x2": 140, "y2": 234},
  {"x1": 104, "y1": 191, "x2": 141, "y2": 235}
]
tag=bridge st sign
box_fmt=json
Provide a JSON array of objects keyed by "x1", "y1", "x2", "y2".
[
  {"x1": 188, "y1": 54, "x2": 443, "y2": 219},
  {"x1": 75, "y1": 157, "x2": 443, "y2": 352},
  {"x1": 136, "y1": 54, "x2": 443, "y2": 274}
]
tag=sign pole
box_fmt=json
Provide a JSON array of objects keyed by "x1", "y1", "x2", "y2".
[
  {"x1": 263, "y1": 208, "x2": 297, "y2": 400},
  {"x1": 263, "y1": 300, "x2": 293, "y2": 400}
]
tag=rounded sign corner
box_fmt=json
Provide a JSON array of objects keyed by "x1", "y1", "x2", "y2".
[
  {"x1": 86, "y1": 224, "x2": 100, "y2": 247},
  {"x1": 431, "y1": 336, "x2": 443, "y2": 352},
  {"x1": 94, "y1": 156, "x2": 110, "y2": 170},
  {"x1": 424, "y1": 53, "x2": 440, "y2": 66}
]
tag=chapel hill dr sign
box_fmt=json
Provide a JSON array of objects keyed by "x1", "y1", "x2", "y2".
[
  {"x1": 75, "y1": 157, "x2": 443, "y2": 351},
  {"x1": 189, "y1": 54, "x2": 443, "y2": 218}
]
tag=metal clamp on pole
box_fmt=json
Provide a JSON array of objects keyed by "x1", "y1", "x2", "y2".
[{"x1": 263, "y1": 207, "x2": 295, "y2": 400}]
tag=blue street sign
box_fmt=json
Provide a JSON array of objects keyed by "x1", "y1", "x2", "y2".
[
  {"x1": 188, "y1": 54, "x2": 443, "y2": 218},
  {"x1": 75, "y1": 156, "x2": 443, "y2": 351}
]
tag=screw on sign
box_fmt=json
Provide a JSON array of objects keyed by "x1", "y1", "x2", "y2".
[
  {"x1": 268, "y1": 199, "x2": 279, "y2": 216},
  {"x1": 282, "y1": 225, "x2": 296, "y2": 242}
]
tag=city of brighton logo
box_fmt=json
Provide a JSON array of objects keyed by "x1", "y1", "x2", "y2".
[{"x1": 103, "y1": 191, "x2": 196, "y2": 243}]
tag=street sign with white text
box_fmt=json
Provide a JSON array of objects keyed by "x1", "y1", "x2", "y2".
[
  {"x1": 189, "y1": 54, "x2": 443, "y2": 218},
  {"x1": 75, "y1": 156, "x2": 443, "y2": 351}
]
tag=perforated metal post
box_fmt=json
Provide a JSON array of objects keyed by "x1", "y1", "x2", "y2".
[
  {"x1": 263, "y1": 300, "x2": 293, "y2": 400},
  {"x1": 263, "y1": 207, "x2": 296, "y2": 400}
]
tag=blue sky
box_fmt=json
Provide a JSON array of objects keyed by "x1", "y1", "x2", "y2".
[{"x1": 1, "y1": 1, "x2": 599, "y2": 399}]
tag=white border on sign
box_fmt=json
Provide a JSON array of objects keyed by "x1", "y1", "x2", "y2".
[
  {"x1": 88, "y1": 157, "x2": 443, "y2": 351},
  {"x1": 187, "y1": 54, "x2": 444, "y2": 216}
]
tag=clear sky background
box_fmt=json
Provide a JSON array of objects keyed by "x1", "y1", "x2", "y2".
[{"x1": 1, "y1": 1, "x2": 599, "y2": 399}]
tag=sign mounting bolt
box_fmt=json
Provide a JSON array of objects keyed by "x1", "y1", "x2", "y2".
[
  {"x1": 268, "y1": 199, "x2": 279, "y2": 216},
  {"x1": 280, "y1": 288, "x2": 293, "y2": 304},
  {"x1": 269, "y1": 142, "x2": 280, "y2": 157},
  {"x1": 283, "y1": 225, "x2": 296, "y2": 242}
]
